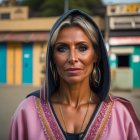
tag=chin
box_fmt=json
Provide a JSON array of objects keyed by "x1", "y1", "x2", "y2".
[{"x1": 64, "y1": 76, "x2": 86, "y2": 85}]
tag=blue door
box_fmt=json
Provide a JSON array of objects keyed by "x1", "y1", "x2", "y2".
[
  {"x1": 0, "y1": 43, "x2": 7, "y2": 84},
  {"x1": 22, "y1": 43, "x2": 33, "y2": 84},
  {"x1": 130, "y1": 46, "x2": 140, "y2": 88}
]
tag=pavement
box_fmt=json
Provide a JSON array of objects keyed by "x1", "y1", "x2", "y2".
[{"x1": 0, "y1": 85, "x2": 140, "y2": 140}]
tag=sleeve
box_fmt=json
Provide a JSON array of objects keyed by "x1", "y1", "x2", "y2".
[
  {"x1": 9, "y1": 96, "x2": 39, "y2": 140},
  {"x1": 122, "y1": 100, "x2": 140, "y2": 139},
  {"x1": 113, "y1": 96, "x2": 140, "y2": 139},
  {"x1": 9, "y1": 101, "x2": 29, "y2": 140}
]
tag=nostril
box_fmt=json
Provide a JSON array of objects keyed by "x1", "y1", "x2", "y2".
[
  {"x1": 68, "y1": 57, "x2": 78, "y2": 64},
  {"x1": 68, "y1": 50, "x2": 78, "y2": 64}
]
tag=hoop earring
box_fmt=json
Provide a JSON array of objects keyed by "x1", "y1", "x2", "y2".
[{"x1": 91, "y1": 63, "x2": 101, "y2": 87}]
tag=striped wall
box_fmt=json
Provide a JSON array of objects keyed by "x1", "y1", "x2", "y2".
[
  {"x1": 0, "y1": 43, "x2": 7, "y2": 84},
  {"x1": 15, "y1": 45, "x2": 22, "y2": 84},
  {"x1": 22, "y1": 43, "x2": 33, "y2": 84},
  {"x1": 33, "y1": 43, "x2": 42, "y2": 86},
  {"x1": 33, "y1": 43, "x2": 47, "y2": 86},
  {"x1": 7, "y1": 43, "x2": 22, "y2": 84},
  {"x1": 7, "y1": 44, "x2": 14, "y2": 84},
  {"x1": 0, "y1": 42, "x2": 46, "y2": 86}
]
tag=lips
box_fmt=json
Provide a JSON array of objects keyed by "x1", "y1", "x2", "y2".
[
  {"x1": 65, "y1": 68, "x2": 82, "y2": 74},
  {"x1": 65, "y1": 68, "x2": 82, "y2": 71}
]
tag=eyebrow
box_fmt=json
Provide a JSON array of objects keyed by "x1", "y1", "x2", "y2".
[
  {"x1": 54, "y1": 42, "x2": 67, "y2": 46},
  {"x1": 55, "y1": 41, "x2": 89, "y2": 45}
]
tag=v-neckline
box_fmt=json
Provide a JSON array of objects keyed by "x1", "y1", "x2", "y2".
[{"x1": 49, "y1": 100, "x2": 102, "y2": 139}]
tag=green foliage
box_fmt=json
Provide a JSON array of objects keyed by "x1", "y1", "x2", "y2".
[
  {"x1": 39, "y1": 0, "x2": 64, "y2": 17},
  {"x1": 69, "y1": 0, "x2": 102, "y2": 15},
  {"x1": 21, "y1": 0, "x2": 102, "y2": 17},
  {"x1": 22, "y1": 0, "x2": 44, "y2": 11}
]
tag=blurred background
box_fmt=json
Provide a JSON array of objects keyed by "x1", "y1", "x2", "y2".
[{"x1": 0, "y1": 0, "x2": 140, "y2": 139}]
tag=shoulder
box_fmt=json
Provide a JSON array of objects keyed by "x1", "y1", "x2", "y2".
[
  {"x1": 108, "y1": 95, "x2": 140, "y2": 137},
  {"x1": 13, "y1": 93, "x2": 50, "y2": 119},
  {"x1": 10, "y1": 96, "x2": 39, "y2": 133},
  {"x1": 103, "y1": 95, "x2": 133, "y2": 120},
  {"x1": 110, "y1": 96, "x2": 130, "y2": 109},
  {"x1": 12, "y1": 96, "x2": 36, "y2": 118},
  {"x1": 26, "y1": 89, "x2": 40, "y2": 98},
  {"x1": 109, "y1": 95, "x2": 140, "y2": 128},
  {"x1": 109, "y1": 95, "x2": 135, "y2": 112},
  {"x1": 109, "y1": 95, "x2": 134, "y2": 114},
  {"x1": 16, "y1": 89, "x2": 41, "y2": 112},
  {"x1": 14, "y1": 87, "x2": 46, "y2": 116}
]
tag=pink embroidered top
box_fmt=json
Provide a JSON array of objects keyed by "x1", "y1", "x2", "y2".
[{"x1": 9, "y1": 95, "x2": 140, "y2": 140}]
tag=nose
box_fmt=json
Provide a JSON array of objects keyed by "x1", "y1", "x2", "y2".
[{"x1": 68, "y1": 48, "x2": 78, "y2": 64}]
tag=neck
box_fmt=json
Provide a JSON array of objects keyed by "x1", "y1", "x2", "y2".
[{"x1": 58, "y1": 80, "x2": 92, "y2": 108}]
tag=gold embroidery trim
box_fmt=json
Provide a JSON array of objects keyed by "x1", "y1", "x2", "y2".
[
  {"x1": 95, "y1": 101, "x2": 114, "y2": 140},
  {"x1": 35, "y1": 97, "x2": 54, "y2": 140}
]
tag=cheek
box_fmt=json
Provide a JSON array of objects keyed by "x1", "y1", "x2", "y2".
[
  {"x1": 82, "y1": 52, "x2": 95, "y2": 73},
  {"x1": 82, "y1": 51, "x2": 95, "y2": 66},
  {"x1": 85, "y1": 60, "x2": 94, "y2": 75},
  {"x1": 53, "y1": 53, "x2": 67, "y2": 77},
  {"x1": 53, "y1": 56, "x2": 63, "y2": 77},
  {"x1": 53, "y1": 53, "x2": 66, "y2": 66}
]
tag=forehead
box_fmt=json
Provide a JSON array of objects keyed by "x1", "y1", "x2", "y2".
[
  {"x1": 59, "y1": 25, "x2": 86, "y2": 35},
  {"x1": 56, "y1": 26, "x2": 91, "y2": 42}
]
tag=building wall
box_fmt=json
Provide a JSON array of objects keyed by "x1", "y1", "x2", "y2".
[
  {"x1": 110, "y1": 46, "x2": 133, "y2": 90},
  {"x1": 15, "y1": 44, "x2": 22, "y2": 84},
  {"x1": 0, "y1": 16, "x2": 105, "y2": 32},
  {"x1": 0, "y1": 17, "x2": 58, "y2": 32},
  {"x1": 130, "y1": 46, "x2": 140, "y2": 88},
  {"x1": 7, "y1": 43, "x2": 22, "y2": 85},
  {"x1": 0, "y1": 42, "x2": 47, "y2": 86},
  {"x1": 7, "y1": 44, "x2": 14, "y2": 84},
  {"x1": 0, "y1": 6, "x2": 29, "y2": 19},
  {"x1": 22, "y1": 43, "x2": 33, "y2": 84},
  {"x1": 0, "y1": 43, "x2": 7, "y2": 84},
  {"x1": 110, "y1": 45, "x2": 140, "y2": 89},
  {"x1": 107, "y1": 3, "x2": 140, "y2": 89},
  {"x1": 33, "y1": 42, "x2": 47, "y2": 86}
]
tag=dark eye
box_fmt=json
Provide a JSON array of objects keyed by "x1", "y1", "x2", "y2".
[
  {"x1": 78, "y1": 44, "x2": 88, "y2": 52},
  {"x1": 55, "y1": 44, "x2": 68, "y2": 52}
]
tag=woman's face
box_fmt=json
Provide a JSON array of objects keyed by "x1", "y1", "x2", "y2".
[{"x1": 53, "y1": 26, "x2": 96, "y2": 84}]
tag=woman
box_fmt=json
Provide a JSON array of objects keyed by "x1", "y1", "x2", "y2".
[{"x1": 9, "y1": 9, "x2": 140, "y2": 140}]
